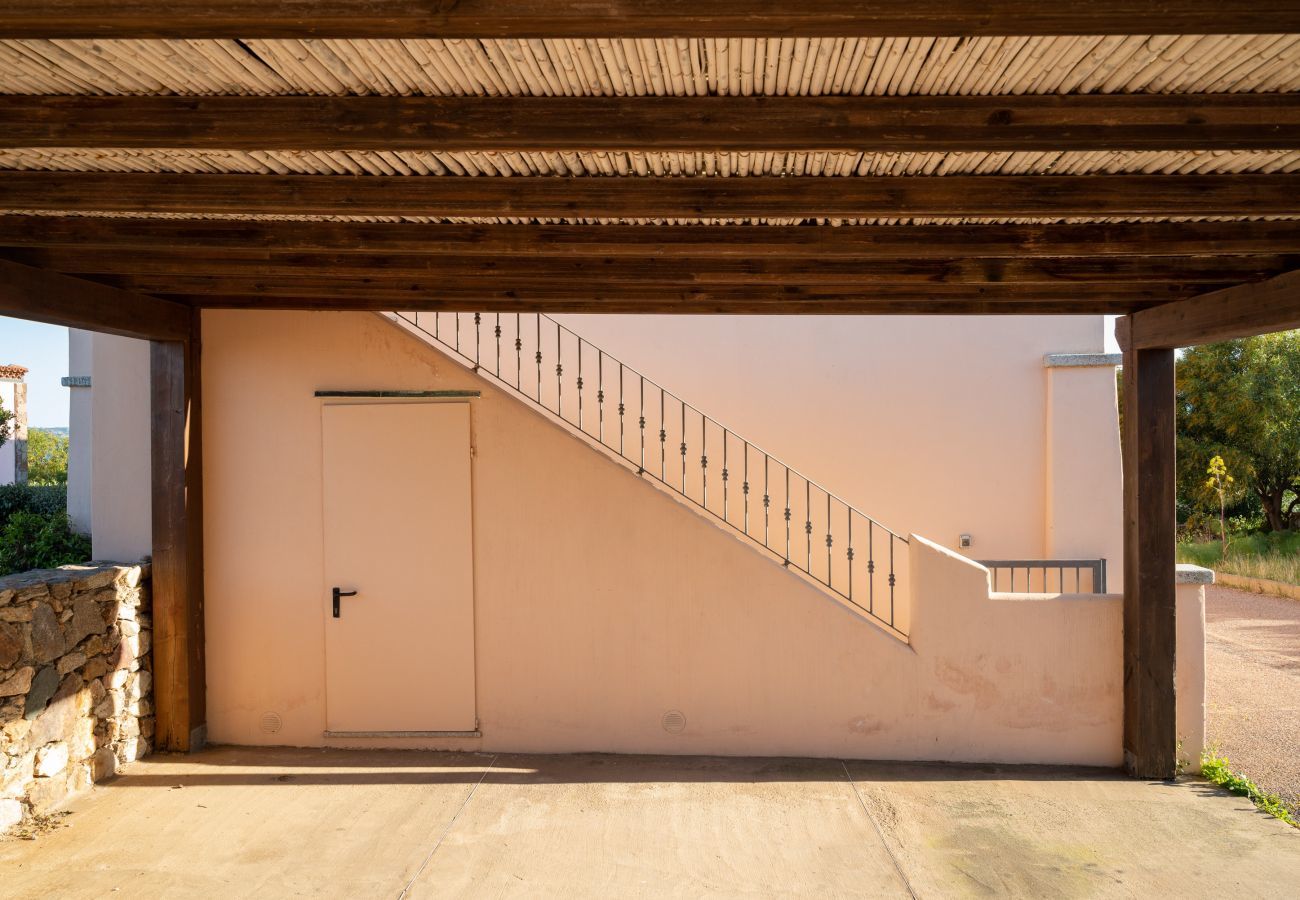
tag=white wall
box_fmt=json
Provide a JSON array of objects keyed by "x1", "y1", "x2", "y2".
[
  {"x1": 66, "y1": 330, "x2": 93, "y2": 533},
  {"x1": 556, "y1": 315, "x2": 1114, "y2": 563},
  {"x1": 0, "y1": 380, "x2": 15, "y2": 485},
  {"x1": 66, "y1": 331, "x2": 152, "y2": 561}
]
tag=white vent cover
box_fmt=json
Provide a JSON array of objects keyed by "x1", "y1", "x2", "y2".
[
  {"x1": 260, "y1": 712, "x2": 284, "y2": 734},
  {"x1": 661, "y1": 710, "x2": 686, "y2": 734}
]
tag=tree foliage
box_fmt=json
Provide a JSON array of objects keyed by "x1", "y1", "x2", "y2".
[
  {"x1": 1177, "y1": 332, "x2": 1300, "y2": 532},
  {"x1": 26, "y1": 428, "x2": 69, "y2": 485}
]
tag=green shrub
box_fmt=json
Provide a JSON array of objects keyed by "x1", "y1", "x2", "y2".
[
  {"x1": 1201, "y1": 752, "x2": 1297, "y2": 827},
  {"x1": 0, "y1": 510, "x2": 92, "y2": 577},
  {"x1": 0, "y1": 483, "x2": 68, "y2": 529}
]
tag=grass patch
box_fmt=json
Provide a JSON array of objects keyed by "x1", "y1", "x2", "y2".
[
  {"x1": 1201, "y1": 753, "x2": 1297, "y2": 827},
  {"x1": 1177, "y1": 530, "x2": 1300, "y2": 586}
]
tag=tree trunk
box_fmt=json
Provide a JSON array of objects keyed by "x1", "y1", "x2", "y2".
[{"x1": 1259, "y1": 487, "x2": 1287, "y2": 532}]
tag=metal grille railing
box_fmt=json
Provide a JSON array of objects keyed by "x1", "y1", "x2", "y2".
[
  {"x1": 979, "y1": 559, "x2": 1108, "y2": 594},
  {"x1": 389, "y1": 311, "x2": 909, "y2": 636}
]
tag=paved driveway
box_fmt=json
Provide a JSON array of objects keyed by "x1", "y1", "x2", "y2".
[
  {"x1": 1, "y1": 747, "x2": 1296, "y2": 898},
  {"x1": 1205, "y1": 584, "x2": 1300, "y2": 815}
]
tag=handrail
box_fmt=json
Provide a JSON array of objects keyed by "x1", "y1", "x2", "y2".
[
  {"x1": 389, "y1": 310, "x2": 909, "y2": 634},
  {"x1": 979, "y1": 559, "x2": 1108, "y2": 594}
]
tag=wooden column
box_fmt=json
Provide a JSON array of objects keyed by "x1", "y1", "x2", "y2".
[
  {"x1": 150, "y1": 308, "x2": 206, "y2": 752},
  {"x1": 1120, "y1": 335, "x2": 1178, "y2": 778}
]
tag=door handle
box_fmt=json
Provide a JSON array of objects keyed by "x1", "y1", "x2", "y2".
[{"x1": 332, "y1": 587, "x2": 358, "y2": 618}]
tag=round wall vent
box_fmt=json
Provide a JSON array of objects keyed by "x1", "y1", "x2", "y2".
[
  {"x1": 661, "y1": 710, "x2": 687, "y2": 734},
  {"x1": 260, "y1": 712, "x2": 284, "y2": 734}
]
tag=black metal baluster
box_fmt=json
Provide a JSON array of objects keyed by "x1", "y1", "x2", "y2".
[
  {"x1": 555, "y1": 322, "x2": 563, "y2": 420},
  {"x1": 455, "y1": 312, "x2": 461, "y2": 354},
  {"x1": 514, "y1": 314, "x2": 522, "y2": 391},
  {"x1": 434, "y1": 311, "x2": 440, "y2": 341},
  {"x1": 473, "y1": 312, "x2": 481, "y2": 371},
  {"x1": 721, "y1": 429, "x2": 729, "y2": 524},
  {"x1": 784, "y1": 467, "x2": 791, "y2": 565},
  {"x1": 638, "y1": 375, "x2": 646, "y2": 474},
  {"x1": 596, "y1": 350, "x2": 604, "y2": 444},
  {"x1": 805, "y1": 479, "x2": 812, "y2": 573},
  {"x1": 763, "y1": 454, "x2": 770, "y2": 549},
  {"x1": 826, "y1": 493, "x2": 832, "y2": 586},
  {"x1": 494, "y1": 314, "x2": 501, "y2": 377},
  {"x1": 679, "y1": 401, "x2": 687, "y2": 495},
  {"x1": 742, "y1": 442, "x2": 750, "y2": 535},
  {"x1": 535, "y1": 313, "x2": 542, "y2": 402},
  {"x1": 700, "y1": 415, "x2": 708, "y2": 508},
  {"x1": 577, "y1": 336, "x2": 584, "y2": 432},
  {"x1": 847, "y1": 513, "x2": 854, "y2": 603},
  {"x1": 659, "y1": 387, "x2": 666, "y2": 480},
  {"x1": 889, "y1": 536, "x2": 897, "y2": 626},
  {"x1": 868, "y1": 523, "x2": 875, "y2": 614},
  {"x1": 617, "y1": 362, "x2": 625, "y2": 456}
]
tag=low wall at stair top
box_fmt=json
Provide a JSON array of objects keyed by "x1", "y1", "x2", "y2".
[{"x1": 202, "y1": 311, "x2": 1197, "y2": 767}]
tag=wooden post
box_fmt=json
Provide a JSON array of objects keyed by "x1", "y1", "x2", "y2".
[
  {"x1": 150, "y1": 309, "x2": 206, "y2": 752},
  {"x1": 1120, "y1": 336, "x2": 1178, "y2": 778}
]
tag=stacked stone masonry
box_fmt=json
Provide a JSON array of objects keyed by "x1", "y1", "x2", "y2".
[{"x1": 0, "y1": 562, "x2": 152, "y2": 833}]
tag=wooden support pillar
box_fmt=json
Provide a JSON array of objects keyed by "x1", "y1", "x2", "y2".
[
  {"x1": 150, "y1": 308, "x2": 206, "y2": 752},
  {"x1": 1119, "y1": 330, "x2": 1178, "y2": 778}
]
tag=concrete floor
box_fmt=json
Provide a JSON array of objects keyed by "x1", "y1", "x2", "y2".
[
  {"x1": 1, "y1": 747, "x2": 1297, "y2": 899},
  {"x1": 1206, "y1": 584, "x2": 1300, "y2": 815}
]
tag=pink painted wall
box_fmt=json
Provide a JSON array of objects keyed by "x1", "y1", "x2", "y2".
[{"x1": 199, "y1": 311, "x2": 1190, "y2": 766}]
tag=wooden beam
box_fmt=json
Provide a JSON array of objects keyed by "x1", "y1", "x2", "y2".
[
  {"x1": 4, "y1": 172, "x2": 1298, "y2": 219},
  {"x1": 1121, "y1": 338, "x2": 1178, "y2": 779},
  {"x1": 150, "y1": 308, "x2": 206, "y2": 752},
  {"x1": 6, "y1": 94, "x2": 1299, "y2": 152},
  {"x1": 1, "y1": 1, "x2": 1296, "y2": 38},
  {"x1": 158, "y1": 294, "x2": 1148, "y2": 314},
  {"x1": 1120, "y1": 270, "x2": 1300, "y2": 349},
  {"x1": 7, "y1": 247, "x2": 1295, "y2": 285},
  {"x1": 0, "y1": 258, "x2": 191, "y2": 340},
  {"x1": 7, "y1": 215, "x2": 1300, "y2": 260},
  {"x1": 5, "y1": 217, "x2": 1300, "y2": 260}
]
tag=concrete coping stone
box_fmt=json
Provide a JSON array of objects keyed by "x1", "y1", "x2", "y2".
[
  {"x1": 1175, "y1": 564, "x2": 1216, "y2": 585},
  {"x1": 1043, "y1": 353, "x2": 1123, "y2": 368},
  {"x1": 0, "y1": 560, "x2": 149, "y2": 595}
]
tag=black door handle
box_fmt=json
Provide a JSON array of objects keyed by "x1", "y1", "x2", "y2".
[{"x1": 332, "y1": 587, "x2": 358, "y2": 618}]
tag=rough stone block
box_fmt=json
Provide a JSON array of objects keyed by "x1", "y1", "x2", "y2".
[
  {"x1": 0, "y1": 587, "x2": 14, "y2": 608},
  {"x1": 0, "y1": 797, "x2": 22, "y2": 832},
  {"x1": 22, "y1": 666, "x2": 58, "y2": 719},
  {"x1": 90, "y1": 746, "x2": 117, "y2": 781},
  {"x1": 82, "y1": 656, "x2": 108, "y2": 681},
  {"x1": 0, "y1": 607, "x2": 32, "y2": 623},
  {"x1": 67, "y1": 596, "x2": 108, "y2": 648},
  {"x1": 0, "y1": 621, "x2": 22, "y2": 669},
  {"x1": 2, "y1": 717, "x2": 31, "y2": 745},
  {"x1": 25, "y1": 773, "x2": 67, "y2": 814},
  {"x1": 29, "y1": 605, "x2": 64, "y2": 664},
  {"x1": 49, "y1": 579, "x2": 73, "y2": 601},
  {"x1": 56, "y1": 652, "x2": 87, "y2": 676},
  {"x1": 0, "y1": 666, "x2": 33, "y2": 698},
  {"x1": 34, "y1": 742, "x2": 69, "y2": 778}
]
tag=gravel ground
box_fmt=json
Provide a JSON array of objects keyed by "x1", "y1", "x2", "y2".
[{"x1": 1204, "y1": 583, "x2": 1300, "y2": 815}]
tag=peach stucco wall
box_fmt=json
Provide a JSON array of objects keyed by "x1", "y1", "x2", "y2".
[
  {"x1": 555, "y1": 314, "x2": 1112, "y2": 562},
  {"x1": 198, "y1": 310, "x2": 1194, "y2": 766}
]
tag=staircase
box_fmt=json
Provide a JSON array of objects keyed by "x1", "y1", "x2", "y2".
[{"x1": 387, "y1": 311, "x2": 909, "y2": 637}]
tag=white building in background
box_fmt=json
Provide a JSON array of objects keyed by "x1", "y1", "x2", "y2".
[
  {"x1": 65, "y1": 330, "x2": 152, "y2": 560},
  {"x1": 0, "y1": 364, "x2": 27, "y2": 486}
]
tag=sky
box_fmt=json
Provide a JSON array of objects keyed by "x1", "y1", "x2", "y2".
[
  {"x1": 0, "y1": 312, "x2": 1121, "y2": 430},
  {"x1": 0, "y1": 316, "x2": 69, "y2": 428}
]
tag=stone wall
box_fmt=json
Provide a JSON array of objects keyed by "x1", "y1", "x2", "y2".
[{"x1": 0, "y1": 562, "x2": 152, "y2": 833}]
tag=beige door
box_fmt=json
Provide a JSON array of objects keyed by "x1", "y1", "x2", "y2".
[{"x1": 321, "y1": 401, "x2": 476, "y2": 734}]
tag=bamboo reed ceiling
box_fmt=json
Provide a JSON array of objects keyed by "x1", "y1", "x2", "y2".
[{"x1": 0, "y1": 28, "x2": 1298, "y2": 313}]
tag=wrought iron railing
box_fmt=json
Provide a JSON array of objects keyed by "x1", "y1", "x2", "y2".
[
  {"x1": 388, "y1": 311, "x2": 909, "y2": 636},
  {"x1": 978, "y1": 559, "x2": 1108, "y2": 594}
]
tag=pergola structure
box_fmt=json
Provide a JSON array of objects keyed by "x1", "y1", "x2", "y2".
[{"x1": 2, "y1": 3, "x2": 1300, "y2": 779}]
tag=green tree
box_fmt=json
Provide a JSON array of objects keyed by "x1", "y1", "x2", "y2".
[
  {"x1": 1177, "y1": 332, "x2": 1300, "y2": 532},
  {"x1": 26, "y1": 428, "x2": 69, "y2": 485}
]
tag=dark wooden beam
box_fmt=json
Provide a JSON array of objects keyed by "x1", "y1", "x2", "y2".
[
  {"x1": 5, "y1": 217, "x2": 1300, "y2": 260},
  {"x1": 5, "y1": 172, "x2": 1298, "y2": 219},
  {"x1": 0, "y1": 258, "x2": 191, "y2": 340},
  {"x1": 1120, "y1": 337, "x2": 1178, "y2": 779},
  {"x1": 1120, "y1": 270, "x2": 1300, "y2": 349},
  {"x1": 7, "y1": 246, "x2": 1295, "y2": 285},
  {"x1": 6, "y1": 94, "x2": 1299, "y2": 152},
  {"x1": 150, "y1": 308, "x2": 206, "y2": 752},
  {"x1": 5, "y1": 215, "x2": 1300, "y2": 260},
  {"x1": 159, "y1": 293, "x2": 1149, "y2": 314},
  {"x1": 1, "y1": 1, "x2": 1296, "y2": 38}
]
